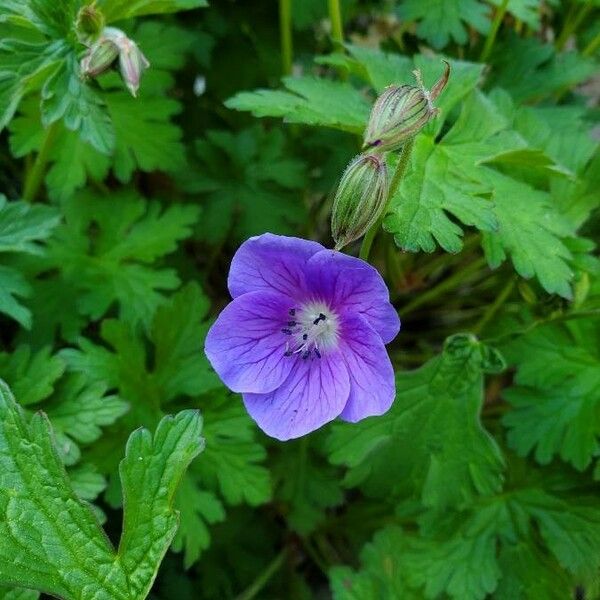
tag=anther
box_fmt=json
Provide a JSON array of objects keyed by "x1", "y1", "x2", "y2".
[
  {"x1": 315, "y1": 348, "x2": 321, "y2": 358},
  {"x1": 281, "y1": 328, "x2": 293, "y2": 335},
  {"x1": 284, "y1": 350, "x2": 293, "y2": 357},
  {"x1": 302, "y1": 333, "x2": 308, "y2": 340},
  {"x1": 289, "y1": 308, "x2": 296, "y2": 316},
  {"x1": 319, "y1": 313, "x2": 326, "y2": 320},
  {"x1": 287, "y1": 321, "x2": 296, "y2": 326},
  {"x1": 302, "y1": 350, "x2": 310, "y2": 359}
]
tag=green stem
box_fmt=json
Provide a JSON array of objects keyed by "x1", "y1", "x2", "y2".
[
  {"x1": 479, "y1": 0, "x2": 509, "y2": 63},
  {"x1": 484, "y1": 309, "x2": 600, "y2": 346},
  {"x1": 22, "y1": 121, "x2": 59, "y2": 202},
  {"x1": 556, "y1": 0, "x2": 592, "y2": 51},
  {"x1": 472, "y1": 277, "x2": 516, "y2": 335},
  {"x1": 328, "y1": 0, "x2": 344, "y2": 49},
  {"x1": 399, "y1": 257, "x2": 487, "y2": 316},
  {"x1": 582, "y1": 29, "x2": 600, "y2": 56},
  {"x1": 359, "y1": 139, "x2": 414, "y2": 262},
  {"x1": 235, "y1": 548, "x2": 288, "y2": 600},
  {"x1": 279, "y1": 0, "x2": 293, "y2": 75}
]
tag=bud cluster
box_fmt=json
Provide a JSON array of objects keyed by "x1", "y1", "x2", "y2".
[
  {"x1": 78, "y1": 5, "x2": 150, "y2": 98},
  {"x1": 330, "y1": 61, "x2": 450, "y2": 250}
]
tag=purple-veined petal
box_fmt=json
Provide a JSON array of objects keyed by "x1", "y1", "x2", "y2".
[
  {"x1": 204, "y1": 290, "x2": 295, "y2": 394},
  {"x1": 243, "y1": 351, "x2": 350, "y2": 441},
  {"x1": 228, "y1": 233, "x2": 324, "y2": 299},
  {"x1": 338, "y1": 314, "x2": 396, "y2": 422},
  {"x1": 306, "y1": 249, "x2": 400, "y2": 344}
]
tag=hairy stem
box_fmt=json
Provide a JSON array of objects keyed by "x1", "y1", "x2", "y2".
[
  {"x1": 479, "y1": 0, "x2": 509, "y2": 62},
  {"x1": 472, "y1": 277, "x2": 516, "y2": 335},
  {"x1": 359, "y1": 138, "x2": 414, "y2": 262},
  {"x1": 399, "y1": 257, "x2": 487, "y2": 316},
  {"x1": 583, "y1": 29, "x2": 600, "y2": 56},
  {"x1": 22, "y1": 122, "x2": 59, "y2": 202},
  {"x1": 556, "y1": 0, "x2": 592, "y2": 51},
  {"x1": 279, "y1": 0, "x2": 293, "y2": 75},
  {"x1": 235, "y1": 548, "x2": 288, "y2": 600},
  {"x1": 328, "y1": 0, "x2": 344, "y2": 49}
]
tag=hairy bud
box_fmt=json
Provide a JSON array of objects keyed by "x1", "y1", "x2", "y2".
[
  {"x1": 75, "y1": 2, "x2": 105, "y2": 43},
  {"x1": 331, "y1": 154, "x2": 389, "y2": 250},
  {"x1": 80, "y1": 36, "x2": 119, "y2": 78},
  {"x1": 363, "y1": 61, "x2": 450, "y2": 153}
]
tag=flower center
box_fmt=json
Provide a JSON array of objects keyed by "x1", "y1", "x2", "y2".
[{"x1": 281, "y1": 301, "x2": 339, "y2": 360}]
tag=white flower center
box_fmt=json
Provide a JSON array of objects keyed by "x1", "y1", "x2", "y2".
[{"x1": 281, "y1": 301, "x2": 339, "y2": 359}]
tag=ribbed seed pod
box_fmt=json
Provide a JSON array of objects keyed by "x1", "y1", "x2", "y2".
[
  {"x1": 363, "y1": 61, "x2": 450, "y2": 153},
  {"x1": 331, "y1": 153, "x2": 388, "y2": 250}
]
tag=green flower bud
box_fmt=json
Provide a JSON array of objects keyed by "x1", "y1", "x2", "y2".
[
  {"x1": 75, "y1": 2, "x2": 105, "y2": 42},
  {"x1": 103, "y1": 27, "x2": 150, "y2": 97},
  {"x1": 331, "y1": 154, "x2": 388, "y2": 250},
  {"x1": 80, "y1": 36, "x2": 119, "y2": 78},
  {"x1": 363, "y1": 61, "x2": 450, "y2": 153}
]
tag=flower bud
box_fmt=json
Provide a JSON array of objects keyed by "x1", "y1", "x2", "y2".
[
  {"x1": 363, "y1": 61, "x2": 450, "y2": 153},
  {"x1": 331, "y1": 154, "x2": 388, "y2": 250},
  {"x1": 75, "y1": 2, "x2": 105, "y2": 43},
  {"x1": 103, "y1": 27, "x2": 150, "y2": 97},
  {"x1": 80, "y1": 36, "x2": 119, "y2": 78}
]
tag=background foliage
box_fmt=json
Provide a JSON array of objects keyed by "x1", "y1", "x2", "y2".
[{"x1": 0, "y1": 0, "x2": 599, "y2": 598}]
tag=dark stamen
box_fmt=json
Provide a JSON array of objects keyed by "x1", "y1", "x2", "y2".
[
  {"x1": 302, "y1": 333, "x2": 308, "y2": 340},
  {"x1": 289, "y1": 308, "x2": 296, "y2": 316},
  {"x1": 315, "y1": 348, "x2": 321, "y2": 358},
  {"x1": 302, "y1": 350, "x2": 310, "y2": 359},
  {"x1": 319, "y1": 313, "x2": 326, "y2": 320},
  {"x1": 281, "y1": 328, "x2": 293, "y2": 335},
  {"x1": 284, "y1": 350, "x2": 293, "y2": 357},
  {"x1": 287, "y1": 321, "x2": 296, "y2": 326}
]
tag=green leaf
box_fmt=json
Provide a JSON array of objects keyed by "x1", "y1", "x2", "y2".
[
  {"x1": 197, "y1": 394, "x2": 271, "y2": 507},
  {"x1": 0, "y1": 196, "x2": 59, "y2": 254},
  {"x1": 170, "y1": 393, "x2": 271, "y2": 567},
  {"x1": 337, "y1": 478, "x2": 600, "y2": 600},
  {"x1": 0, "y1": 266, "x2": 31, "y2": 328},
  {"x1": 327, "y1": 334, "x2": 506, "y2": 509},
  {"x1": 184, "y1": 126, "x2": 308, "y2": 244},
  {"x1": 397, "y1": 0, "x2": 490, "y2": 49},
  {"x1": 0, "y1": 35, "x2": 63, "y2": 132},
  {"x1": 0, "y1": 379, "x2": 203, "y2": 599},
  {"x1": 271, "y1": 433, "x2": 343, "y2": 535},
  {"x1": 41, "y1": 55, "x2": 114, "y2": 154},
  {"x1": 171, "y1": 476, "x2": 226, "y2": 569},
  {"x1": 491, "y1": 36, "x2": 597, "y2": 103},
  {"x1": 0, "y1": 188, "x2": 59, "y2": 326},
  {"x1": 0, "y1": 345, "x2": 65, "y2": 406},
  {"x1": 62, "y1": 282, "x2": 220, "y2": 415},
  {"x1": 0, "y1": 589, "x2": 39, "y2": 600},
  {"x1": 489, "y1": 0, "x2": 542, "y2": 30},
  {"x1": 481, "y1": 170, "x2": 575, "y2": 299},
  {"x1": 99, "y1": 0, "x2": 207, "y2": 22},
  {"x1": 502, "y1": 320, "x2": 600, "y2": 470},
  {"x1": 43, "y1": 189, "x2": 199, "y2": 329},
  {"x1": 46, "y1": 375, "x2": 129, "y2": 446},
  {"x1": 330, "y1": 527, "x2": 421, "y2": 600},
  {"x1": 226, "y1": 76, "x2": 371, "y2": 134}
]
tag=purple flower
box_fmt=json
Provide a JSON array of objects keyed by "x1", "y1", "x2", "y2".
[{"x1": 204, "y1": 234, "x2": 400, "y2": 441}]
